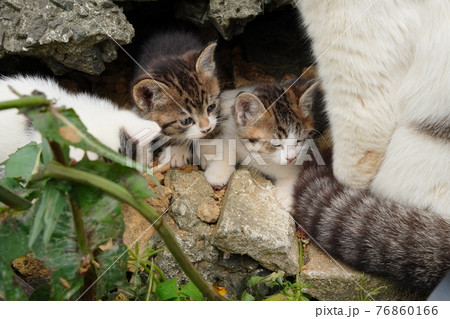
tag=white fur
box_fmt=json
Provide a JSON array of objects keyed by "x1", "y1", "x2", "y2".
[
  {"x1": 296, "y1": 0, "x2": 450, "y2": 216},
  {"x1": 0, "y1": 75, "x2": 161, "y2": 164},
  {"x1": 158, "y1": 144, "x2": 192, "y2": 168}
]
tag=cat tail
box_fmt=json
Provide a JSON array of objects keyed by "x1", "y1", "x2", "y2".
[{"x1": 293, "y1": 162, "x2": 450, "y2": 293}]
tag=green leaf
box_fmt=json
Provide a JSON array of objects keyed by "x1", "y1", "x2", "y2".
[
  {"x1": 246, "y1": 276, "x2": 264, "y2": 288},
  {"x1": 95, "y1": 243, "x2": 128, "y2": 300},
  {"x1": 0, "y1": 177, "x2": 43, "y2": 203},
  {"x1": 30, "y1": 196, "x2": 84, "y2": 300},
  {"x1": 26, "y1": 106, "x2": 149, "y2": 173},
  {"x1": 0, "y1": 256, "x2": 27, "y2": 301},
  {"x1": 180, "y1": 281, "x2": 203, "y2": 301},
  {"x1": 3, "y1": 142, "x2": 41, "y2": 182},
  {"x1": 28, "y1": 181, "x2": 70, "y2": 247},
  {"x1": 155, "y1": 278, "x2": 179, "y2": 301},
  {"x1": 0, "y1": 213, "x2": 31, "y2": 262},
  {"x1": 241, "y1": 291, "x2": 255, "y2": 301}
]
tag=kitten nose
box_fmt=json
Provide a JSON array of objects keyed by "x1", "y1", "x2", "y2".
[
  {"x1": 199, "y1": 118, "x2": 210, "y2": 133},
  {"x1": 200, "y1": 126, "x2": 211, "y2": 134},
  {"x1": 286, "y1": 156, "x2": 296, "y2": 164}
]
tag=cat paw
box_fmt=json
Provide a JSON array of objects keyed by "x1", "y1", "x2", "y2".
[
  {"x1": 204, "y1": 165, "x2": 235, "y2": 189},
  {"x1": 159, "y1": 146, "x2": 191, "y2": 168},
  {"x1": 69, "y1": 147, "x2": 99, "y2": 162},
  {"x1": 275, "y1": 189, "x2": 294, "y2": 213}
]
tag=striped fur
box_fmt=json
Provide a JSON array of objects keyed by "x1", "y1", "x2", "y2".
[
  {"x1": 131, "y1": 30, "x2": 221, "y2": 141},
  {"x1": 293, "y1": 162, "x2": 450, "y2": 293}
]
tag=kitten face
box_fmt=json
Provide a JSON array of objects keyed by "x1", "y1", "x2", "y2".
[
  {"x1": 233, "y1": 82, "x2": 317, "y2": 166},
  {"x1": 132, "y1": 43, "x2": 221, "y2": 141}
]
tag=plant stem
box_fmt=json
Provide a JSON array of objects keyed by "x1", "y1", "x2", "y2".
[
  {"x1": 48, "y1": 142, "x2": 97, "y2": 301},
  {"x1": 31, "y1": 161, "x2": 227, "y2": 301},
  {"x1": 0, "y1": 185, "x2": 32, "y2": 211},
  {"x1": 0, "y1": 96, "x2": 50, "y2": 111}
]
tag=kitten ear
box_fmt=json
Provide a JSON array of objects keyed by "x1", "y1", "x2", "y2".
[
  {"x1": 299, "y1": 81, "x2": 321, "y2": 118},
  {"x1": 132, "y1": 79, "x2": 170, "y2": 114},
  {"x1": 234, "y1": 92, "x2": 265, "y2": 126},
  {"x1": 196, "y1": 42, "x2": 217, "y2": 77}
]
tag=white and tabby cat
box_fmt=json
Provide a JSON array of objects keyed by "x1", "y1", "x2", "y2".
[
  {"x1": 294, "y1": 0, "x2": 450, "y2": 216},
  {"x1": 205, "y1": 81, "x2": 320, "y2": 209},
  {"x1": 0, "y1": 75, "x2": 161, "y2": 164},
  {"x1": 293, "y1": 0, "x2": 450, "y2": 293}
]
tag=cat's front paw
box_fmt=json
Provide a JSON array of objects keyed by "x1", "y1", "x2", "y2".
[
  {"x1": 69, "y1": 147, "x2": 99, "y2": 162},
  {"x1": 204, "y1": 164, "x2": 235, "y2": 190},
  {"x1": 275, "y1": 189, "x2": 294, "y2": 213},
  {"x1": 158, "y1": 145, "x2": 191, "y2": 168}
]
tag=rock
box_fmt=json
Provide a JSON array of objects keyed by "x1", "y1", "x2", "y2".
[
  {"x1": 175, "y1": 0, "x2": 292, "y2": 40},
  {"x1": 12, "y1": 254, "x2": 51, "y2": 288},
  {"x1": 212, "y1": 168, "x2": 299, "y2": 275},
  {"x1": 207, "y1": 0, "x2": 263, "y2": 40},
  {"x1": 299, "y1": 243, "x2": 425, "y2": 301},
  {"x1": 153, "y1": 169, "x2": 271, "y2": 297},
  {"x1": 0, "y1": 0, "x2": 134, "y2": 74},
  {"x1": 197, "y1": 202, "x2": 220, "y2": 223}
]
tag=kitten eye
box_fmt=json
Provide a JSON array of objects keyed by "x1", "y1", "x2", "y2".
[
  {"x1": 207, "y1": 103, "x2": 216, "y2": 113},
  {"x1": 180, "y1": 117, "x2": 194, "y2": 126},
  {"x1": 269, "y1": 142, "x2": 282, "y2": 148}
]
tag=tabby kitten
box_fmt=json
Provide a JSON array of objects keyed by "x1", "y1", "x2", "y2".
[
  {"x1": 204, "y1": 81, "x2": 320, "y2": 210},
  {"x1": 131, "y1": 30, "x2": 221, "y2": 168},
  {"x1": 293, "y1": 159, "x2": 450, "y2": 293}
]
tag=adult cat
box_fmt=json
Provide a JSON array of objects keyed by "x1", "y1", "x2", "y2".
[
  {"x1": 0, "y1": 75, "x2": 160, "y2": 164},
  {"x1": 294, "y1": 0, "x2": 450, "y2": 216},
  {"x1": 292, "y1": 0, "x2": 450, "y2": 293}
]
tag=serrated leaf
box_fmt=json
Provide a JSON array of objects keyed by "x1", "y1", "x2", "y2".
[
  {"x1": 180, "y1": 281, "x2": 203, "y2": 301},
  {"x1": 156, "y1": 278, "x2": 179, "y2": 301},
  {"x1": 28, "y1": 181, "x2": 70, "y2": 247},
  {"x1": 3, "y1": 142, "x2": 41, "y2": 182},
  {"x1": 0, "y1": 256, "x2": 27, "y2": 301},
  {"x1": 26, "y1": 106, "x2": 150, "y2": 173}
]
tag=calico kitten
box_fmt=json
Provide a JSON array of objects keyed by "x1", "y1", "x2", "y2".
[
  {"x1": 0, "y1": 75, "x2": 160, "y2": 163},
  {"x1": 204, "y1": 80, "x2": 320, "y2": 210},
  {"x1": 295, "y1": 0, "x2": 450, "y2": 217},
  {"x1": 131, "y1": 30, "x2": 221, "y2": 168},
  {"x1": 293, "y1": 160, "x2": 450, "y2": 293}
]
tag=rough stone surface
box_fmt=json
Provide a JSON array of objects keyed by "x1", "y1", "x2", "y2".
[
  {"x1": 176, "y1": 0, "x2": 293, "y2": 40},
  {"x1": 300, "y1": 243, "x2": 426, "y2": 301},
  {"x1": 153, "y1": 169, "x2": 271, "y2": 298},
  {"x1": 212, "y1": 168, "x2": 299, "y2": 275},
  {"x1": 0, "y1": 0, "x2": 134, "y2": 74}
]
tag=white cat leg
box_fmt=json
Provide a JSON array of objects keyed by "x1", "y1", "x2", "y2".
[
  {"x1": 274, "y1": 176, "x2": 297, "y2": 213},
  {"x1": 204, "y1": 137, "x2": 236, "y2": 189},
  {"x1": 371, "y1": 126, "x2": 450, "y2": 218},
  {"x1": 158, "y1": 145, "x2": 192, "y2": 168}
]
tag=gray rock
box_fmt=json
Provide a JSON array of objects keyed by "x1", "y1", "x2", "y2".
[
  {"x1": 0, "y1": 0, "x2": 134, "y2": 74},
  {"x1": 175, "y1": 0, "x2": 293, "y2": 40},
  {"x1": 154, "y1": 169, "x2": 269, "y2": 298},
  {"x1": 300, "y1": 243, "x2": 426, "y2": 301},
  {"x1": 212, "y1": 168, "x2": 299, "y2": 275}
]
